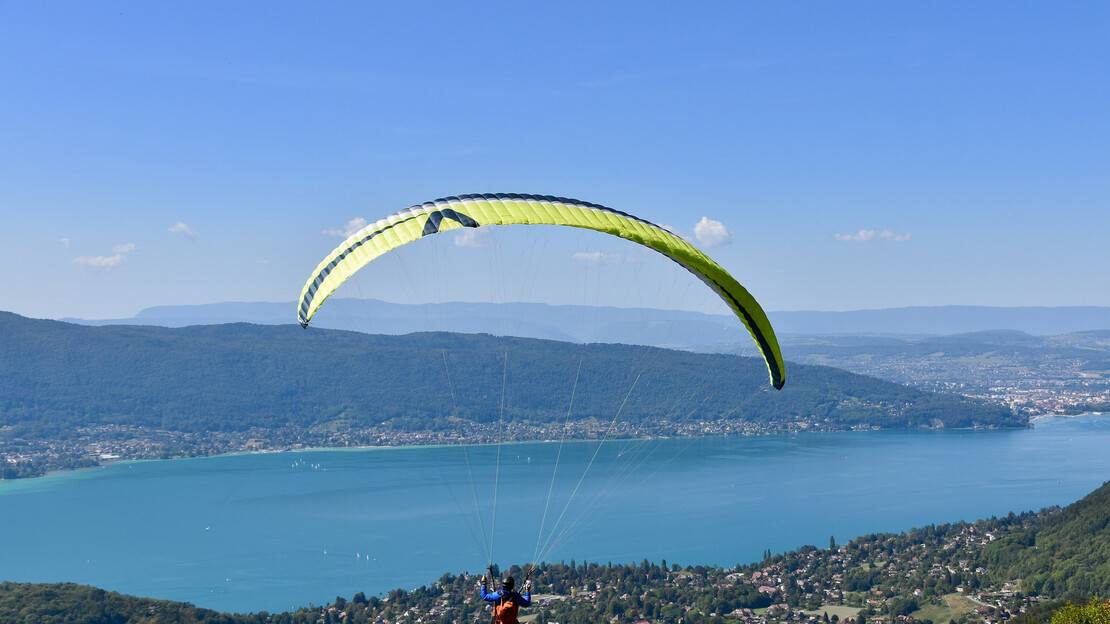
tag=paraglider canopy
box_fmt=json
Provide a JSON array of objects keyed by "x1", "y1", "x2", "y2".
[{"x1": 297, "y1": 193, "x2": 785, "y2": 389}]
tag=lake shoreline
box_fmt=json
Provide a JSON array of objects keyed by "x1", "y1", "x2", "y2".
[{"x1": 1, "y1": 416, "x2": 1045, "y2": 486}]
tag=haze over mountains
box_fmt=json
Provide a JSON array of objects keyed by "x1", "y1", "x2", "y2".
[
  {"x1": 64, "y1": 300, "x2": 1110, "y2": 349},
  {"x1": 781, "y1": 330, "x2": 1110, "y2": 399}
]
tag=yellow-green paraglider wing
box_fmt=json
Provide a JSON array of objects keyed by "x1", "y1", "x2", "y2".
[{"x1": 297, "y1": 193, "x2": 786, "y2": 389}]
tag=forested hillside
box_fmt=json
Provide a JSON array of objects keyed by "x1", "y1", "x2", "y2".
[
  {"x1": 0, "y1": 582, "x2": 257, "y2": 624},
  {"x1": 0, "y1": 312, "x2": 1021, "y2": 438},
  {"x1": 983, "y1": 478, "x2": 1110, "y2": 597}
]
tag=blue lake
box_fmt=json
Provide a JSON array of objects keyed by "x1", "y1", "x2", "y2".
[{"x1": 2, "y1": 415, "x2": 1109, "y2": 613}]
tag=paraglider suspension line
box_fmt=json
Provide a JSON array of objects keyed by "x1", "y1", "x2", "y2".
[{"x1": 488, "y1": 349, "x2": 509, "y2": 565}]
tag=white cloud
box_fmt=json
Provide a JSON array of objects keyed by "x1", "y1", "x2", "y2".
[
  {"x1": 60, "y1": 237, "x2": 71, "y2": 248},
  {"x1": 169, "y1": 222, "x2": 198, "y2": 240},
  {"x1": 834, "y1": 229, "x2": 911, "y2": 242},
  {"x1": 572, "y1": 251, "x2": 627, "y2": 265},
  {"x1": 834, "y1": 229, "x2": 876, "y2": 242},
  {"x1": 573, "y1": 251, "x2": 605, "y2": 263},
  {"x1": 73, "y1": 240, "x2": 137, "y2": 269},
  {"x1": 323, "y1": 217, "x2": 367, "y2": 238},
  {"x1": 73, "y1": 254, "x2": 125, "y2": 269},
  {"x1": 454, "y1": 227, "x2": 491, "y2": 248},
  {"x1": 693, "y1": 217, "x2": 732, "y2": 247}
]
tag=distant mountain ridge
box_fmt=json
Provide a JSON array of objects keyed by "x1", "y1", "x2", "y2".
[
  {"x1": 786, "y1": 328, "x2": 1110, "y2": 360},
  {"x1": 0, "y1": 311, "x2": 1021, "y2": 436},
  {"x1": 779, "y1": 328, "x2": 1110, "y2": 410},
  {"x1": 63, "y1": 300, "x2": 1110, "y2": 348},
  {"x1": 774, "y1": 306, "x2": 1110, "y2": 336}
]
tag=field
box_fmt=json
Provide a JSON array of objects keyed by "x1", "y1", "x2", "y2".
[
  {"x1": 911, "y1": 593, "x2": 981, "y2": 623},
  {"x1": 803, "y1": 605, "x2": 862, "y2": 620}
]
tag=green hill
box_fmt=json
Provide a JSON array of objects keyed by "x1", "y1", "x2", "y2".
[
  {"x1": 983, "y1": 480, "x2": 1110, "y2": 597},
  {"x1": 0, "y1": 311, "x2": 1020, "y2": 438},
  {"x1": 0, "y1": 581, "x2": 257, "y2": 624}
]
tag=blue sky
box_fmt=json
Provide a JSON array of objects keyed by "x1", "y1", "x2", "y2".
[{"x1": 2, "y1": 2, "x2": 1107, "y2": 319}]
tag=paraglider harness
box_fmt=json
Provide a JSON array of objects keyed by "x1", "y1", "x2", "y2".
[{"x1": 485, "y1": 565, "x2": 534, "y2": 624}]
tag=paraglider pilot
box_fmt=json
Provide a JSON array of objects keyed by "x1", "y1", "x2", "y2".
[{"x1": 479, "y1": 573, "x2": 532, "y2": 624}]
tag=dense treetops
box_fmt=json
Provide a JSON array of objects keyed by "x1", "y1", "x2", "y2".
[
  {"x1": 984, "y1": 479, "x2": 1110, "y2": 597},
  {"x1": 0, "y1": 582, "x2": 257, "y2": 624},
  {"x1": 1050, "y1": 600, "x2": 1110, "y2": 624},
  {"x1": 0, "y1": 312, "x2": 1020, "y2": 438}
]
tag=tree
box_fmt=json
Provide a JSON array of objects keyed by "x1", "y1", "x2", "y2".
[{"x1": 1051, "y1": 600, "x2": 1110, "y2": 624}]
